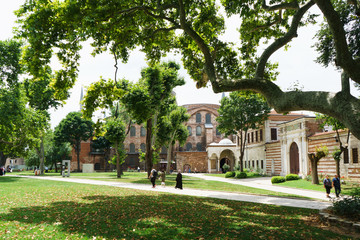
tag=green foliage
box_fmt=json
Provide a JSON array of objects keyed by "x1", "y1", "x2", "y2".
[
  {"x1": 332, "y1": 197, "x2": 360, "y2": 221},
  {"x1": 225, "y1": 171, "x2": 235, "y2": 178},
  {"x1": 271, "y1": 176, "x2": 286, "y2": 184},
  {"x1": 315, "y1": 145, "x2": 329, "y2": 159},
  {"x1": 24, "y1": 149, "x2": 40, "y2": 167},
  {"x1": 285, "y1": 174, "x2": 299, "y2": 181},
  {"x1": 315, "y1": 114, "x2": 346, "y2": 131},
  {"x1": 235, "y1": 171, "x2": 247, "y2": 179},
  {"x1": 349, "y1": 188, "x2": 360, "y2": 197},
  {"x1": 222, "y1": 163, "x2": 230, "y2": 173},
  {"x1": 332, "y1": 148, "x2": 342, "y2": 162}
]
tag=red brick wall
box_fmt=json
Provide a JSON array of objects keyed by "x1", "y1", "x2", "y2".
[
  {"x1": 265, "y1": 141, "x2": 281, "y2": 176},
  {"x1": 176, "y1": 151, "x2": 208, "y2": 173}
]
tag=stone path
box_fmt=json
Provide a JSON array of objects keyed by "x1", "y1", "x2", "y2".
[{"x1": 17, "y1": 175, "x2": 331, "y2": 210}]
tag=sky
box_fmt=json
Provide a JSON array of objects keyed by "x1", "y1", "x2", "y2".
[{"x1": 1, "y1": 1, "x2": 359, "y2": 128}]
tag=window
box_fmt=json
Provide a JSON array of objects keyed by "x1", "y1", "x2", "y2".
[
  {"x1": 129, "y1": 158, "x2": 135, "y2": 166},
  {"x1": 187, "y1": 126, "x2": 192, "y2": 136},
  {"x1": 186, "y1": 143, "x2": 192, "y2": 151},
  {"x1": 352, "y1": 148, "x2": 358, "y2": 164},
  {"x1": 256, "y1": 160, "x2": 259, "y2": 168},
  {"x1": 344, "y1": 149, "x2": 349, "y2": 164},
  {"x1": 196, "y1": 143, "x2": 202, "y2": 151},
  {"x1": 260, "y1": 129, "x2": 263, "y2": 141},
  {"x1": 251, "y1": 132, "x2": 254, "y2": 142},
  {"x1": 140, "y1": 127, "x2": 146, "y2": 136},
  {"x1": 255, "y1": 131, "x2": 258, "y2": 142},
  {"x1": 248, "y1": 133, "x2": 250, "y2": 143},
  {"x1": 140, "y1": 143, "x2": 146, "y2": 152},
  {"x1": 161, "y1": 146, "x2": 167, "y2": 154},
  {"x1": 261, "y1": 160, "x2": 264, "y2": 169},
  {"x1": 216, "y1": 128, "x2": 221, "y2": 136},
  {"x1": 252, "y1": 161, "x2": 255, "y2": 168},
  {"x1": 244, "y1": 161, "x2": 247, "y2": 168},
  {"x1": 196, "y1": 126, "x2": 202, "y2": 136},
  {"x1": 196, "y1": 113, "x2": 201, "y2": 123},
  {"x1": 271, "y1": 128, "x2": 277, "y2": 140},
  {"x1": 129, "y1": 143, "x2": 135, "y2": 153},
  {"x1": 205, "y1": 113, "x2": 211, "y2": 124},
  {"x1": 130, "y1": 126, "x2": 136, "y2": 137}
]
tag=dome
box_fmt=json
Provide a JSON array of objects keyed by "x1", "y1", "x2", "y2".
[{"x1": 218, "y1": 138, "x2": 234, "y2": 145}]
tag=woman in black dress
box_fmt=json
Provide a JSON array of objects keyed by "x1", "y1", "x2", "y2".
[{"x1": 175, "y1": 169, "x2": 183, "y2": 189}]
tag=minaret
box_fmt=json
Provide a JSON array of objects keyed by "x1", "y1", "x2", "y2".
[{"x1": 80, "y1": 86, "x2": 84, "y2": 111}]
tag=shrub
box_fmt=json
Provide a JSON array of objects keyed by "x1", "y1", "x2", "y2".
[
  {"x1": 349, "y1": 187, "x2": 360, "y2": 197},
  {"x1": 271, "y1": 176, "x2": 286, "y2": 184},
  {"x1": 305, "y1": 175, "x2": 312, "y2": 182},
  {"x1": 285, "y1": 174, "x2": 299, "y2": 181},
  {"x1": 235, "y1": 171, "x2": 247, "y2": 179},
  {"x1": 332, "y1": 197, "x2": 360, "y2": 221},
  {"x1": 222, "y1": 163, "x2": 230, "y2": 173},
  {"x1": 247, "y1": 172, "x2": 261, "y2": 178},
  {"x1": 225, "y1": 171, "x2": 235, "y2": 178}
]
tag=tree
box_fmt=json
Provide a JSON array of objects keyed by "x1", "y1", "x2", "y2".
[
  {"x1": 54, "y1": 112, "x2": 93, "y2": 172},
  {"x1": 0, "y1": 39, "x2": 46, "y2": 162},
  {"x1": 156, "y1": 102, "x2": 189, "y2": 174},
  {"x1": 16, "y1": 1, "x2": 360, "y2": 140},
  {"x1": 316, "y1": 114, "x2": 350, "y2": 177},
  {"x1": 103, "y1": 117, "x2": 126, "y2": 178},
  {"x1": 308, "y1": 145, "x2": 329, "y2": 184},
  {"x1": 216, "y1": 92, "x2": 270, "y2": 172}
]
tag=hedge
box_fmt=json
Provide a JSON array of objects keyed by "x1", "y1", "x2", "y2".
[{"x1": 271, "y1": 176, "x2": 286, "y2": 184}]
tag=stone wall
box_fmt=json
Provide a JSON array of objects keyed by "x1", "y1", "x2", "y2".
[{"x1": 176, "y1": 151, "x2": 208, "y2": 173}]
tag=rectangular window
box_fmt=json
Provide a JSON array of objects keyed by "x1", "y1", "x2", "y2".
[
  {"x1": 206, "y1": 113, "x2": 211, "y2": 124},
  {"x1": 344, "y1": 149, "x2": 349, "y2": 164},
  {"x1": 248, "y1": 133, "x2": 250, "y2": 143},
  {"x1": 260, "y1": 129, "x2": 263, "y2": 141},
  {"x1": 130, "y1": 126, "x2": 136, "y2": 137},
  {"x1": 244, "y1": 161, "x2": 247, "y2": 168},
  {"x1": 352, "y1": 148, "x2": 358, "y2": 164},
  {"x1": 255, "y1": 131, "x2": 258, "y2": 142},
  {"x1": 196, "y1": 113, "x2": 201, "y2": 123},
  {"x1": 261, "y1": 160, "x2": 264, "y2": 169},
  {"x1": 252, "y1": 161, "x2": 255, "y2": 168},
  {"x1": 251, "y1": 132, "x2": 254, "y2": 142},
  {"x1": 271, "y1": 128, "x2": 277, "y2": 140},
  {"x1": 256, "y1": 160, "x2": 259, "y2": 168},
  {"x1": 140, "y1": 127, "x2": 146, "y2": 136}
]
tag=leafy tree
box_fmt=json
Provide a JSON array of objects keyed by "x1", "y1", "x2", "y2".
[
  {"x1": 16, "y1": 0, "x2": 360, "y2": 140},
  {"x1": 316, "y1": 113, "x2": 350, "y2": 177},
  {"x1": 216, "y1": 92, "x2": 270, "y2": 172},
  {"x1": 54, "y1": 112, "x2": 93, "y2": 172},
  {"x1": 0, "y1": 39, "x2": 45, "y2": 162},
  {"x1": 156, "y1": 102, "x2": 189, "y2": 174},
  {"x1": 308, "y1": 145, "x2": 329, "y2": 184},
  {"x1": 103, "y1": 117, "x2": 126, "y2": 178}
]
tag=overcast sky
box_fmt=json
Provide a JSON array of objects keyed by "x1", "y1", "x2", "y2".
[{"x1": 1, "y1": 1, "x2": 359, "y2": 128}]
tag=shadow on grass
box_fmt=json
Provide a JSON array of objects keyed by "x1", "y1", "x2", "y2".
[
  {"x1": 1, "y1": 192, "x2": 348, "y2": 239},
  {"x1": 0, "y1": 176, "x2": 22, "y2": 183}
]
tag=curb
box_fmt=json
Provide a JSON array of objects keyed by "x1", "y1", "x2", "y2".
[{"x1": 319, "y1": 208, "x2": 360, "y2": 233}]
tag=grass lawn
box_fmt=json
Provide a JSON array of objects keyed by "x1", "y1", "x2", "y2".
[
  {"x1": 0, "y1": 176, "x2": 353, "y2": 239},
  {"x1": 8, "y1": 171, "x2": 307, "y2": 199},
  {"x1": 274, "y1": 179, "x2": 359, "y2": 196}
]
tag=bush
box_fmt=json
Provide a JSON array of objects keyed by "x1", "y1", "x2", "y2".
[
  {"x1": 349, "y1": 187, "x2": 360, "y2": 197},
  {"x1": 285, "y1": 174, "x2": 299, "y2": 181},
  {"x1": 247, "y1": 172, "x2": 261, "y2": 178},
  {"x1": 235, "y1": 171, "x2": 247, "y2": 179},
  {"x1": 225, "y1": 171, "x2": 235, "y2": 178},
  {"x1": 332, "y1": 197, "x2": 360, "y2": 220},
  {"x1": 271, "y1": 176, "x2": 286, "y2": 184},
  {"x1": 222, "y1": 163, "x2": 230, "y2": 173}
]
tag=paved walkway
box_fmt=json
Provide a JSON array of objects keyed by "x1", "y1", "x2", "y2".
[
  {"x1": 18, "y1": 175, "x2": 331, "y2": 210},
  {"x1": 184, "y1": 173, "x2": 331, "y2": 201}
]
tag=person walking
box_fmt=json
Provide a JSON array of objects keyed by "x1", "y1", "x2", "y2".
[
  {"x1": 175, "y1": 169, "x2": 183, "y2": 190},
  {"x1": 160, "y1": 170, "x2": 166, "y2": 187},
  {"x1": 149, "y1": 168, "x2": 158, "y2": 188},
  {"x1": 323, "y1": 175, "x2": 332, "y2": 198},
  {"x1": 332, "y1": 174, "x2": 341, "y2": 198}
]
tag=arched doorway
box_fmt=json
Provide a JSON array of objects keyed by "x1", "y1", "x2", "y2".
[
  {"x1": 289, "y1": 142, "x2": 300, "y2": 174},
  {"x1": 220, "y1": 158, "x2": 230, "y2": 173},
  {"x1": 183, "y1": 164, "x2": 191, "y2": 173}
]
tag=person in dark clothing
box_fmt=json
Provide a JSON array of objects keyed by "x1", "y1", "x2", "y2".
[
  {"x1": 175, "y1": 169, "x2": 183, "y2": 190},
  {"x1": 332, "y1": 174, "x2": 341, "y2": 197},
  {"x1": 149, "y1": 168, "x2": 157, "y2": 188},
  {"x1": 323, "y1": 175, "x2": 332, "y2": 198}
]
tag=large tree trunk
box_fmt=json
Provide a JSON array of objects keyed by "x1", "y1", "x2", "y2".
[
  {"x1": 335, "y1": 159, "x2": 340, "y2": 177},
  {"x1": 166, "y1": 143, "x2": 173, "y2": 174},
  {"x1": 0, "y1": 152, "x2": 7, "y2": 167},
  {"x1": 145, "y1": 118, "x2": 153, "y2": 177},
  {"x1": 115, "y1": 142, "x2": 121, "y2": 178},
  {"x1": 310, "y1": 159, "x2": 319, "y2": 184},
  {"x1": 76, "y1": 141, "x2": 81, "y2": 172},
  {"x1": 238, "y1": 131, "x2": 247, "y2": 172}
]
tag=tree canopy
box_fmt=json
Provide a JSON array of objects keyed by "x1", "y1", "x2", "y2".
[{"x1": 15, "y1": 0, "x2": 360, "y2": 139}]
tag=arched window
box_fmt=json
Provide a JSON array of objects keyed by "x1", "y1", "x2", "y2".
[
  {"x1": 140, "y1": 143, "x2": 146, "y2": 152},
  {"x1": 129, "y1": 143, "x2": 135, "y2": 153},
  {"x1": 196, "y1": 113, "x2": 201, "y2": 123},
  {"x1": 140, "y1": 126, "x2": 146, "y2": 136},
  {"x1": 196, "y1": 142, "x2": 202, "y2": 151},
  {"x1": 186, "y1": 143, "x2": 192, "y2": 151},
  {"x1": 187, "y1": 126, "x2": 192, "y2": 136},
  {"x1": 130, "y1": 126, "x2": 136, "y2": 136},
  {"x1": 205, "y1": 113, "x2": 211, "y2": 124},
  {"x1": 196, "y1": 126, "x2": 202, "y2": 136}
]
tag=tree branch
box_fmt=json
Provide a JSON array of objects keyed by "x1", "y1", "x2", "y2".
[
  {"x1": 255, "y1": 1, "x2": 315, "y2": 78},
  {"x1": 314, "y1": 0, "x2": 360, "y2": 83}
]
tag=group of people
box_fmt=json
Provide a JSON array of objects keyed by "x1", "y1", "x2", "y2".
[
  {"x1": 323, "y1": 174, "x2": 341, "y2": 198},
  {"x1": 149, "y1": 168, "x2": 183, "y2": 189}
]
